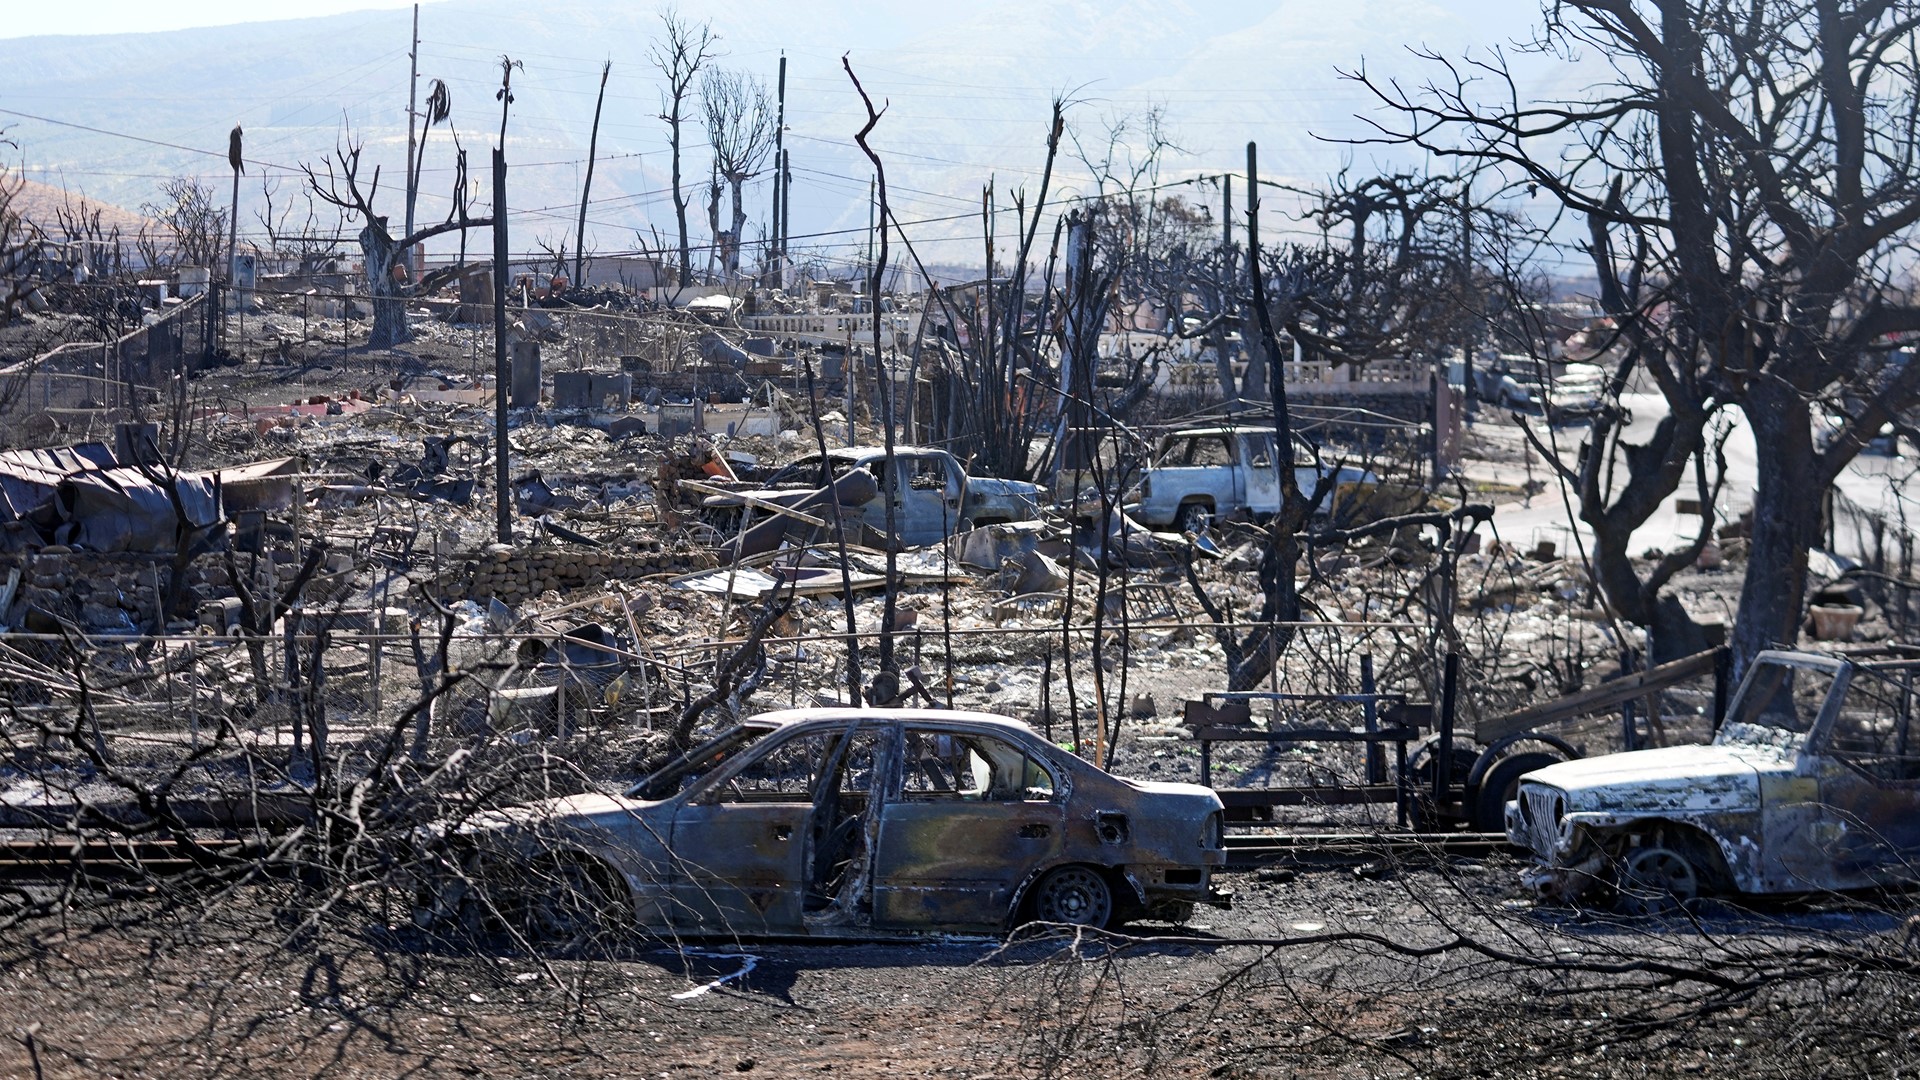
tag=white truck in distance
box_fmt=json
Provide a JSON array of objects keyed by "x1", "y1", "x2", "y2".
[{"x1": 1125, "y1": 425, "x2": 1370, "y2": 532}]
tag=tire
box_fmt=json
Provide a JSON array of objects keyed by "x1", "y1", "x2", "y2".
[
  {"x1": 1174, "y1": 502, "x2": 1213, "y2": 534},
  {"x1": 1615, "y1": 845, "x2": 1700, "y2": 916},
  {"x1": 1027, "y1": 865, "x2": 1114, "y2": 929},
  {"x1": 503, "y1": 857, "x2": 627, "y2": 951},
  {"x1": 1469, "y1": 751, "x2": 1561, "y2": 832}
]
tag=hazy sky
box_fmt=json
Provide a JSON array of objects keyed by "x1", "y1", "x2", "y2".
[
  {"x1": 0, "y1": 0, "x2": 1578, "y2": 271},
  {"x1": 0, "y1": 1, "x2": 438, "y2": 39}
]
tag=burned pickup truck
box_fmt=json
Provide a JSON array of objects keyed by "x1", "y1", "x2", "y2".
[
  {"x1": 1125, "y1": 425, "x2": 1372, "y2": 533},
  {"x1": 418, "y1": 708, "x2": 1227, "y2": 941},
  {"x1": 702, "y1": 446, "x2": 1044, "y2": 552},
  {"x1": 1509, "y1": 649, "x2": 1920, "y2": 911}
]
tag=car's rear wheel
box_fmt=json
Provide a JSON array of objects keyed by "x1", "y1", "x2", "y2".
[
  {"x1": 1616, "y1": 845, "x2": 1700, "y2": 915},
  {"x1": 1028, "y1": 865, "x2": 1114, "y2": 929}
]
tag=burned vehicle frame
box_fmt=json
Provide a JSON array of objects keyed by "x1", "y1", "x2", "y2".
[
  {"x1": 419, "y1": 708, "x2": 1228, "y2": 941},
  {"x1": 1509, "y1": 649, "x2": 1920, "y2": 911},
  {"x1": 699, "y1": 446, "x2": 1045, "y2": 552}
]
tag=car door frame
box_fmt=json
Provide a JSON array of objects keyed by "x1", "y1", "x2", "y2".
[
  {"x1": 870, "y1": 722, "x2": 1069, "y2": 932},
  {"x1": 1807, "y1": 663, "x2": 1920, "y2": 887}
]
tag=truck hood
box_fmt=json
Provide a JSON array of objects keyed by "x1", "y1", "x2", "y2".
[{"x1": 1523, "y1": 743, "x2": 1788, "y2": 815}]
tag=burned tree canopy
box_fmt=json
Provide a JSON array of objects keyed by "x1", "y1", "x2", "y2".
[{"x1": 1352, "y1": 0, "x2": 1920, "y2": 672}]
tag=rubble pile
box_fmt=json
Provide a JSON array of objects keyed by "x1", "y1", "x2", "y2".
[{"x1": 0, "y1": 269, "x2": 1762, "y2": 829}]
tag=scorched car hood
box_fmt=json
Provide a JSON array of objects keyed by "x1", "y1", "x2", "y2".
[{"x1": 1521, "y1": 742, "x2": 1789, "y2": 814}]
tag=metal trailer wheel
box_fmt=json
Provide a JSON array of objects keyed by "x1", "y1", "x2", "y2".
[
  {"x1": 1028, "y1": 866, "x2": 1115, "y2": 929},
  {"x1": 1406, "y1": 737, "x2": 1482, "y2": 831},
  {"x1": 1469, "y1": 751, "x2": 1563, "y2": 832},
  {"x1": 1616, "y1": 845, "x2": 1701, "y2": 916}
]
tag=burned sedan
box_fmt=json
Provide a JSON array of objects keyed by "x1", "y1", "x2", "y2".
[
  {"x1": 1509, "y1": 649, "x2": 1920, "y2": 911},
  {"x1": 422, "y1": 708, "x2": 1228, "y2": 941}
]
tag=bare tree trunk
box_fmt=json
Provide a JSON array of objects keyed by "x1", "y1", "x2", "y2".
[
  {"x1": 728, "y1": 176, "x2": 747, "y2": 279},
  {"x1": 671, "y1": 129, "x2": 691, "y2": 280},
  {"x1": 575, "y1": 60, "x2": 610, "y2": 288},
  {"x1": 1731, "y1": 382, "x2": 1819, "y2": 677},
  {"x1": 358, "y1": 223, "x2": 406, "y2": 349},
  {"x1": 706, "y1": 172, "x2": 722, "y2": 282}
]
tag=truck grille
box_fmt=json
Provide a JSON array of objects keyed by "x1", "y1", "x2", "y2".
[{"x1": 1518, "y1": 785, "x2": 1563, "y2": 857}]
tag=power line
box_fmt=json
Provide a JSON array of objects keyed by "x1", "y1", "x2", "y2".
[{"x1": 0, "y1": 107, "x2": 302, "y2": 174}]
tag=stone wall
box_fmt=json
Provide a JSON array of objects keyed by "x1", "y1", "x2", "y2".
[{"x1": 3, "y1": 546, "x2": 324, "y2": 631}]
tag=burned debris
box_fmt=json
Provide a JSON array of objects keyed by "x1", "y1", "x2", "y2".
[{"x1": 8, "y1": 3, "x2": 1920, "y2": 1076}]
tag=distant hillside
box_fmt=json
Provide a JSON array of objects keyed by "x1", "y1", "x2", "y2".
[
  {"x1": 0, "y1": 0, "x2": 1569, "y2": 275},
  {"x1": 12, "y1": 177, "x2": 150, "y2": 237}
]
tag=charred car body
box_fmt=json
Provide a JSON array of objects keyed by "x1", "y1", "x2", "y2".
[
  {"x1": 701, "y1": 446, "x2": 1044, "y2": 552},
  {"x1": 1509, "y1": 650, "x2": 1920, "y2": 909},
  {"x1": 422, "y1": 708, "x2": 1228, "y2": 940}
]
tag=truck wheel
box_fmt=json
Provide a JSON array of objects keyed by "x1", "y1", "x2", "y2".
[
  {"x1": 1616, "y1": 845, "x2": 1700, "y2": 915},
  {"x1": 1175, "y1": 502, "x2": 1213, "y2": 534}
]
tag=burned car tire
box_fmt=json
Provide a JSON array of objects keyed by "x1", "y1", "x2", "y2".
[
  {"x1": 1028, "y1": 865, "x2": 1114, "y2": 929},
  {"x1": 1615, "y1": 845, "x2": 1701, "y2": 916},
  {"x1": 501, "y1": 856, "x2": 628, "y2": 951}
]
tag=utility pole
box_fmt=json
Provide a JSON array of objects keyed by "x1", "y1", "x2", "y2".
[
  {"x1": 575, "y1": 59, "x2": 610, "y2": 288},
  {"x1": 1222, "y1": 172, "x2": 1233, "y2": 252},
  {"x1": 770, "y1": 53, "x2": 786, "y2": 287},
  {"x1": 493, "y1": 57, "x2": 519, "y2": 545},
  {"x1": 1214, "y1": 172, "x2": 1237, "y2": 405},
  {"x1": 780, "y1": 148, "x2": 791, "y2": 267},
  {"x1": 1459, "y1": 181, "x2": 1478, "y2": 420},
  {"x1": 866, "y1": 176, "x2": 876, "y2": 290},
  {"x1": 225, "y1": 125, "x2": 243, "y2": 284},
  {"x1": 403, "y1": 4, "x2": 420, "y2": 260},
  {"x1": 493, "y1": 150, "x2": 510, "y2": 544}
]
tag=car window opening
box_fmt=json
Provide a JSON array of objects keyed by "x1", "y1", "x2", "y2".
[{"x1": 902, "y1": 729, "x2": 1055, "y2": 802}]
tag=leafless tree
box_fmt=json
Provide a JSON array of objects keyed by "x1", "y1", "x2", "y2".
[
  {"x1": 140, "y1": 176, "x2": 226, "y2": 268},
  {"x1": 254, "y1": 176, "x2": 347, "y2": 274},
  {"x1": 50, "y1": 190, "x2": 127, "y2": 279},
  {"x1": 0, "y1": 148, "x2": 45, "y2": 326},
  {"x1": 906, "y1": 99, "x2": 1069, "y2": 483},
  {"x1": 701, "y1": 67, "x2": 776, "y2": 279},
  {"x1": 649, "y1": 7, "x2": 717, "y2": 284},
  {"x1": 1348, "y1": 0, "x2": 1920, "y2": 673},
  {"x1": 532, "y1": 233, "x2": 570, "y2": 280},
  {"x1": 303, "y1": 127, "x2": 492, "y2": 348}
]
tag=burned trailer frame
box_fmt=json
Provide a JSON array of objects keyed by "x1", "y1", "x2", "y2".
[
  {"x1": 1187, "y1": 652, "x2": 1571, "y2": 834},
  {"x1": 1183, "y1": 649, "x2": 1729, "y2": 836}
]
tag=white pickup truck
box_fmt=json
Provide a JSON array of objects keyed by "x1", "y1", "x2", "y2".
[{"x1": 1125, "y1": 425, "x2": 1364, "y2": 532}]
